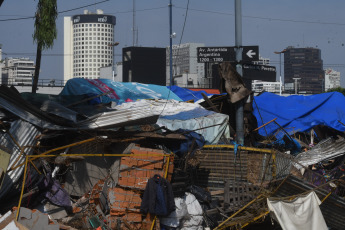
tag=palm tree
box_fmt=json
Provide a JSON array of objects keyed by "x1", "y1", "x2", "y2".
[{"x1": 32, "y1": 0, "x2": 57, "y2": 93}]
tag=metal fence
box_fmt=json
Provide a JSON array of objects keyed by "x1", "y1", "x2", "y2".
[{"x1": 2, "y1": 78, "x2": 66, "y2": 87}]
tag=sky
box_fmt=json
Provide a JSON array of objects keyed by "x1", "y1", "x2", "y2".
[{"x1": 1, "y1": 0, "x2": 345, "y2": 86}]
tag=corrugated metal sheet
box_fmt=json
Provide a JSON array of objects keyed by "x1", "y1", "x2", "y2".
[
  {"x1": 273, "y1": 176, "x2": 345, "y2": 230},
  {"x1": 0, "y1": 97, "x2": 159, "y2": 130},
  {"x1": 0, "y1": 120, "x2": 41, "y2": 199},
  {"x1": 295, "y1": 137, "x2": 345, "y2": 169},
  {"x1": 76, "y1": 109, "x2": 159, "y2": 129}
]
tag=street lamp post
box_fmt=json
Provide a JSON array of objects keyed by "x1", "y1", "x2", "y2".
[{"x1": 274, "y1": 49, "x2": 286, "y2": 95}]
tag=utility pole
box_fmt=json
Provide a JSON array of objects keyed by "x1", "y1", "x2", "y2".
[
  {"x1": 169, "y1": 0, "x2": 173, "y2": 86},
  {"x1": 132, "y1": 0, "x2": 136, "y2": 46},
  {"x1": 293, "y1": 78, "x2": 301, "y2": 94},
  {"x1": 235, "y1": 0, "x2": 244, "y2": 145},
  {"x1": 274, "y1": 49, "x2": 286, "y2": 95}
]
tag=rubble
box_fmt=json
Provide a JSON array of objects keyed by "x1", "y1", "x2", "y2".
[{"x1": 0, "y1": 77, "x2": 345, "y2": 230}]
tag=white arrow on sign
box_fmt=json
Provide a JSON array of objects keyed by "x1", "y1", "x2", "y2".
[{"x1": 246, "y1": 50, "x2": 256, "y2": 58}]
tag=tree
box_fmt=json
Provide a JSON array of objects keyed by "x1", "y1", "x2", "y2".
[
  {"x1": 32, "y1": 0, "x2": 57, "y2": 93},
  {"x1": 326, "y1": 87, "x2": 345, "y2": 96}
]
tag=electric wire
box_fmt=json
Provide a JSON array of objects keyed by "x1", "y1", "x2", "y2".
[
  {"x1": 0, "y1": 3, "x2": 166, "y2": 22},
  {"x1": 174, "y1": 6, "x2": 345, "y2": 26},
  {"x1": 0, "y1": 0, "x2": 110, "y2": 22},
  {"x1": 154, "y1": 0, "x2": 191, "y2": 120}
]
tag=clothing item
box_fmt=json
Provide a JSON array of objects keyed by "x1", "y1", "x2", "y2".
[
  {"x1": 37, "y1": 173, "x2": 71, "y2": 208},
  {"x1": 140, "y1": 174, "x2": 175, "y2": 216},
  {"x1": 267, "y1": 191, "x2": 328, "y2": 230}
]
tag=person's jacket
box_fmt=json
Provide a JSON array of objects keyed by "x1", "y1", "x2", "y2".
[{"x1": 140, "y1": 174, "x2": 175, "y2": 216}]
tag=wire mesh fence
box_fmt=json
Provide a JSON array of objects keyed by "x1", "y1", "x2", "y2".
[{"x1": 194, "y1": 145, "x2": 343, "y2": 229}]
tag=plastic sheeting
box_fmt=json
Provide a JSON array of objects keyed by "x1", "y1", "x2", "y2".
[
  {"x1": 160, "y1": 193, "x2": 203, "y2": 230},
  {"x1": 60, "y1": 79, "x2": 182, "y2": 104},
  {"x1": 267, "y1": 191, "x2": 328, "y2": 230},
  {"x1": 160, "y1": 197, "x2": 188, "y2": 228},
  {"x1": 253, "y1": 92, "x2": 345, "y2": 136},
  {"x1": 158, "y1": 113, "x2": 229, "y2": 144},
  {"x1": 116, "y1": 99, "x2": 230, "y2": 144}
]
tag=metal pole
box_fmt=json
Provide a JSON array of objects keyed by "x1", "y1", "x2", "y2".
[
  {"x1": 235, "y1": 0, "x2": 244, "y2": 145},
  {"x1": 279, "y1": 53, "x2": 282, "y2": 95},
  {"x1": 169, "y1": 0, "x2": 173, "y2": 86},
  {"x1": 132, "y1": 0, "x2": 136, "y2": 46},
  {"x1": 279, "y1": 53, "x2": 281, "y2": 80},
  {"x1": 113, "y1": 44, "x2": 115, "y2": 81}
]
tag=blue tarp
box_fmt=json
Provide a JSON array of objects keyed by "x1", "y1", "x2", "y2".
[
  {"x1": 253, "y1": 92, "x2": 345, "y2": 136},
  {"x1": 60, "y1": 78, "x2": 182, "y2": 104},
  {"x1": 167, "y1": 85, "x2": 223, "y2": 102}
]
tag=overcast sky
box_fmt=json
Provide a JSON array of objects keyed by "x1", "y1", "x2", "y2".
[{"x1": 1, "y1": 0, "x2": 345, "y2": 86}]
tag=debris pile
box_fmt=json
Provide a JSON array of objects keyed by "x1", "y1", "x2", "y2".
[{"x1": 1, "y1": 74, "x2": 345, "y2": 229}]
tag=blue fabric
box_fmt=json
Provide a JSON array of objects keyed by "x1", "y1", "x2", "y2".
[
  {"x1": 234, "y1": 142, "x2": 243, "y2": 156},
  {"x1": 253, "y1": 92, "x2": 345, "y2": 136},
  {"x1": 160, "y1": 107, "x2": 215, "y2": 120},
  {"x1": 60, "y1": 78, "x2": 182, "y2": 105},
  {"x1": 168, "y1": 130, "x2": 205, "y2": 157},
  {"x1": 86, "y1": 93, "x2": 102, "y2": 105},
  {"x1": 167, "y1": 85, "x2": 224, "y2": 102},
  {"x1": 155, "y1": 181, "x2": 168, "y2": 216},
  {"x1": 270, "y1": 137, "x2": 302, "y2": 155}
]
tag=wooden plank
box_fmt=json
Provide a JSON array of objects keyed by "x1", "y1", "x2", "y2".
[
  {"x1": 224, "y1": 180, "x2": 230, "y2": 211},
  {"x1": 210, "y1": 189, "x2": 224, "y2": 196}
]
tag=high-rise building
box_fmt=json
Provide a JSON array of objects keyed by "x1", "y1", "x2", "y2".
[
  {"x1": 166, "y1": 43, "x2": 206, "y2": 87},
  {"x1": 284, "y1": 46, "x2": 324, "y2": 94},
  {"x1": 64, "y1": 9, "x2": 116, "y2": 82},
  {"x1": 122, "y1": 47, "x2": 166, "y2": 85},
  {"x1": 324, "y1": 68, "x2": 341, "y2": 91},
  {"x1": 1, "y1": 57, "x2": 35, "y2": 85}
]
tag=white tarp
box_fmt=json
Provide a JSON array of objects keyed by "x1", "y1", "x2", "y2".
[
  {"x1": 180, "y1": 193, "x2": 203, "y2": 230},
  {"x1": 160, "y1": 197, "x2": 188, "y2": 228},
  {"x1": 160, "y1": 193, "x2": 203, "y2": 230},
  {"x1": 116, "y1": 99, "x2": 230, "y2": 144},
  {"x1": 267, "y1": 191, "x2": 327, "y2": 230}
]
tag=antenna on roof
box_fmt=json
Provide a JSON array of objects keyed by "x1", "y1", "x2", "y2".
[{"x1": 132, "y1": 0, "x2": 138, "y2": 47}]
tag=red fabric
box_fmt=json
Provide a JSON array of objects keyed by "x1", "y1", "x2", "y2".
[{"x1": 188, "y1": 88, "x2": 220, "y2": 94}]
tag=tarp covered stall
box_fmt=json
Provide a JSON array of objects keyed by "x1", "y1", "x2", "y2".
[
  {"x1": 253, "y1": 92, "x2": 345, "y2": 136},
  {"x1": 60, "y1": 79, "x2": 182, "y2": 105}
]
